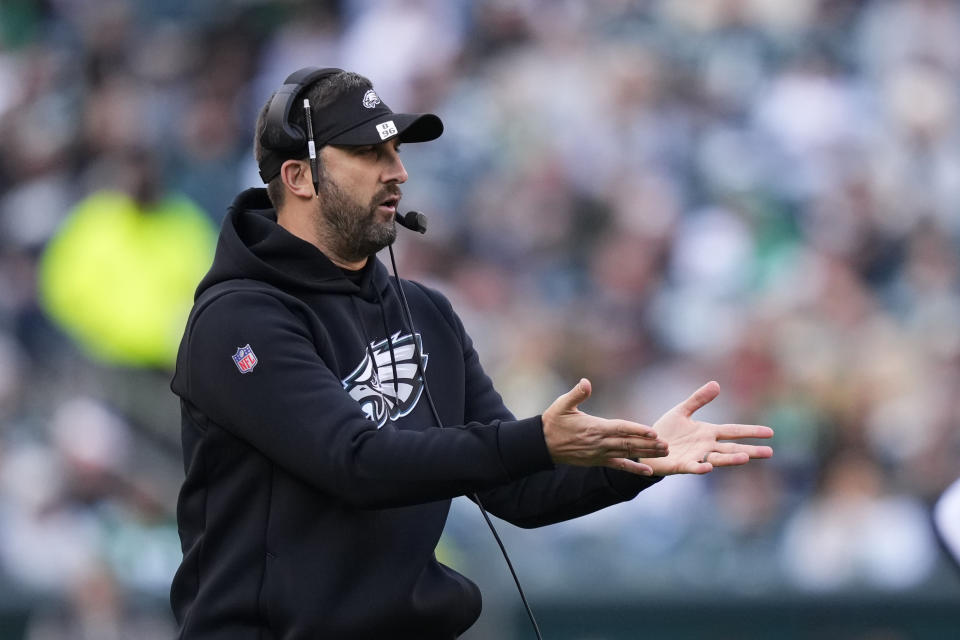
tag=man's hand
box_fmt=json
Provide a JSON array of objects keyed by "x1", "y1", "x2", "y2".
[
  {"x1": 543, "y1": 378, "x2": 668, "y2": 476},
  {"x1": 640, "y1": 381, "x2": 773, "y2": 476}
]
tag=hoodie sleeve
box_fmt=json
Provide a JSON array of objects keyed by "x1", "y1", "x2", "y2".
[
  {"x1": 177, "y1": 289, "x2": 553, "y2": 509},
  {"x1": 417, "y1": 285, "x2": 662, "y2": 528}
]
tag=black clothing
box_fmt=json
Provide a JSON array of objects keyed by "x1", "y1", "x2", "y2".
[{"x1": 170, "y1": 188, "x2": 660, "y2": 639}]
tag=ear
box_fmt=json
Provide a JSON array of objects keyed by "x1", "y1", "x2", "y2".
[{"x1": 280, "y1": 159, "x2": 316, "y2": 200}]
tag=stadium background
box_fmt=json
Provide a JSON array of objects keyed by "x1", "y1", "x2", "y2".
[{"x1": 0, "y1": 0, "x2": 959, "y2": 637}]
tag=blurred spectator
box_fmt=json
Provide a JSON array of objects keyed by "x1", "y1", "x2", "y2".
[
  {"x1": 780, "y1": 449, "x2": 937, "y2": 590},
  {"x1": 37, "y1": 150, "x2": 215, "y2": 369},
  {"x1": 24, "y1": 564, "x2": 173, "y2": 640},
  {"x1": 0, "y1": 441, "x2": 96, "y2": 593}
]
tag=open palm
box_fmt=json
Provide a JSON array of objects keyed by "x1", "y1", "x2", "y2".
[{"x1": 641, "y1": 381, "x2": 773, "y2": 476}]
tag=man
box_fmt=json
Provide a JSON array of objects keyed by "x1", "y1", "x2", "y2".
[{"x1": 170, "y1": 67, "x2": 773, "y2": 639}]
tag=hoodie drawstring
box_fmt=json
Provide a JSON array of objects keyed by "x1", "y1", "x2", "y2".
[
  {"x1": 349, "y1": 292, "x2": 401, "y2": 411},
  {"x1": 373, "y1": 285, "x2": 401, "y2": 398}
]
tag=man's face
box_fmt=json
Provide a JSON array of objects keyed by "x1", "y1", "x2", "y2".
[{"x1": 313, "y1": 138, "x2": 407, "y2": 263}]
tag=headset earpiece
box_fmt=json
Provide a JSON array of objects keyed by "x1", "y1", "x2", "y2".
[{"x1": 259, "y1": 66, "x2": 343, "y2": 153}]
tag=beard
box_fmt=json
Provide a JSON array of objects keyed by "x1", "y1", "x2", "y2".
[{"x1": 314, "y1": 173, "x2": 398, "y2": 263}]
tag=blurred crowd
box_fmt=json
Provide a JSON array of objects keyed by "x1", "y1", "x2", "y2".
[{"x1": 1, "y1": 0, "x2": 960, "y2": 636}]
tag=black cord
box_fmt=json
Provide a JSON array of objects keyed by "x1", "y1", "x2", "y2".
[
  {"x1": 386, "y1": 243, "x2": 544, "y2": 640},
  {"x1": 471, "y1": 492, "x2": 544, "y2": 640}
]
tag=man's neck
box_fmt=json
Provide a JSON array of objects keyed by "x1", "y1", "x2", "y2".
[{"x1": 276, "y1": 203, "x2": 368, "y2": 270}]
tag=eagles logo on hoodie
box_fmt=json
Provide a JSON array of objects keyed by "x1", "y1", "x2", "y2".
[{"x1": 341, "y1": 331, "x2": 427, "y2": 428}]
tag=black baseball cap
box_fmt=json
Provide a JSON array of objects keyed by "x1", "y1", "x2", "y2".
[{"x1": 258, "y1": 80, "x2": 443, "y2": 183}]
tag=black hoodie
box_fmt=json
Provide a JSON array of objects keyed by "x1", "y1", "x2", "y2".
[{"x1": 170, "y1": 188, "x2": 660, "y2": 639}]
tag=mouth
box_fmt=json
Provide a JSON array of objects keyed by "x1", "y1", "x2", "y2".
[{"x1": 377, "y1": 194, "x2": 401, "y2": 215}]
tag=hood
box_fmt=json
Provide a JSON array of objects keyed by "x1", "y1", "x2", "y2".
[{"x1": 195, "y1": 188, "x2": 392, "y2": 303}]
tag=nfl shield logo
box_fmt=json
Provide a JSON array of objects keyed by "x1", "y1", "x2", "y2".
[{"x1": 232, "y1": 344, "x2": 258, "y2": 374}]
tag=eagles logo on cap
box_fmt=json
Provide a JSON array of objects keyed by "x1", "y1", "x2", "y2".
[{"x1": 362, "y1": 90, "x2": 381, "y2": 109}]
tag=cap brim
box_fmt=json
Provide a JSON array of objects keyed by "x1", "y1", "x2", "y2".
[{"x1": 326, "y1": 112, "x2": 443, "y2": 146}]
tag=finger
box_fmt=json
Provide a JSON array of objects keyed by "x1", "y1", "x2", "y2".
[
  {"x1": 702, "y1": 452, "x2": 750, "y2": 467},
  {"x1": 676, "y1": 381, "x2": 720, "y2": 417},
  {"x1": 631, "y1": 442, "x2": 669, "y2": 458},
  {"x1": 682, "y1": 460, "x2": 714, "y2": 475},
  {"x1": 604, "y1": 441, "x2": 668, "y2": 459},
  {"x1": 600, "y1": 425, "x2": 668, "y2": 456},
  {"x1": 713, "y1": 442, "x2": 773, "y2": 459},
  {"x1": 556, "y1": 377, "x2": 592, "y2": 412},
  {"x1": 715, "y1": 424, "x2": 774, "y2": 440},
  {"x1": 605, "y1": 458, "x2": 654, "y2": 476},
  {"x1": 610, "y1": 419, "x2": 659, "y2": 440}
]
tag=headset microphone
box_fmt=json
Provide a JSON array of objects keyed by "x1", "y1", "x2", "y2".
[{"x1": 395, "y1": 210, "x2": 428, "y2": 234}]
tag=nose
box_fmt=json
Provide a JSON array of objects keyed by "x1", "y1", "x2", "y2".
[{"x1": 381, "y1": 145, "x2": 408, "y2": 184}]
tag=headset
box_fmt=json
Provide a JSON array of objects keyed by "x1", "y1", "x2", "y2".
[
  {"x1": 259, "y1": 67, "x2": 341, "y2": 154},
  {"x1": 258, "y1": 66, "x2": 342, "y2": 194},
  {"x1": 262, "y1": 68, "x2": 543, "y2": 639}
]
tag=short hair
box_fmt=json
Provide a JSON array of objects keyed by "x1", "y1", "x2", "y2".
[{"x1": 253, "y1": 71, "x2": 373, "y2": 209}]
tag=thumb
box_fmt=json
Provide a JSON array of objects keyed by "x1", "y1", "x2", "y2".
[
  {"x1": 677, "y1": 380, "x2": 720, "y2": 417},
  {"x1": 558, "y1": 377, "x2": 591, "y2": 412}
]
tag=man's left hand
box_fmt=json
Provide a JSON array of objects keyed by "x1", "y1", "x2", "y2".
[{"x1": 640, "y1": 381, "x2": 773, "y2": 476}]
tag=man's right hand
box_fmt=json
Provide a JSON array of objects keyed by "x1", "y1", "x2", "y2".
[{"x1": 542, "y1": 378, "x2": 667, "y2": 476}]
